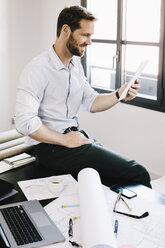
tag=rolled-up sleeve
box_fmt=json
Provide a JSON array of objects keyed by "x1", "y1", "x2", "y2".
[
  {"x1": 14, "y1": 65, "x2": 46, "y2": 136},
  {"x1": 81, "y1": 77, "x2": 98, "y2": 112}
]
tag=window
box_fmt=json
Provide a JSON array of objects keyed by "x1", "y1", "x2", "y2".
[{"x1": 81, "y1": 0, "x2": 165, "y2": 112}]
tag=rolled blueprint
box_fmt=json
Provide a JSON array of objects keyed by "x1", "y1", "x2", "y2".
[
  {"x1": 0, "y1": 129, "x2": 22, "y2": 144},
  {"x1": 78, "y1": 168, "x2": 117, "y2": 248},
  {"x1": 0, "y1": 137, "x2": 25, "y2": 151},
  {"x1": 0, "y1": 143, "x2": 32, "y2": 160}
]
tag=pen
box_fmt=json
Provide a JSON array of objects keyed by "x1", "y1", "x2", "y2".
[
  {"x1": 69, "y1": 240, "x2": 82, "y2": 247},
  {"x1": 68, "y1": 218, "x2": 73, "y2": 237},
  {"x1": 114, "y1": 219, "x2": 118, "y2": 236}
]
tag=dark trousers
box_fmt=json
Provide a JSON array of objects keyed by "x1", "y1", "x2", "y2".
[{"x1": 35, "y1": 132, "x2": 151, "y2": 188}]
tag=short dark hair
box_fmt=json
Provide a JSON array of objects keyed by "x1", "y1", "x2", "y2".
[{"x1": 56, "y1": 5, "x2": 96, "y2": 37}]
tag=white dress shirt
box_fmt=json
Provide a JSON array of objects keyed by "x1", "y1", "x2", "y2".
[{"x1": 14, "y1": 46, "x2": 98, "y2": 145}]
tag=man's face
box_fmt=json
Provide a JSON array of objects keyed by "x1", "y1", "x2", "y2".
[{"x1": 66, "y1": 19, "x2": 94, "y2": 57}]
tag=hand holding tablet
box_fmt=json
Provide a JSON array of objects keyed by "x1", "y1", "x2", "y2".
[{"x1": 119, "y1": 60, "x2": 148, "y2": 101}]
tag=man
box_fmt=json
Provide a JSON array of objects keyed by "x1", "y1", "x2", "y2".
[{"x1": 15, "y1": 6, "x2": 151, "y2": 188}]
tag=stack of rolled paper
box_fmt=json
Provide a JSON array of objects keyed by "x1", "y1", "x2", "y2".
[{"x1": 0, "y1": 129, "x2": 32, "y2": 160}]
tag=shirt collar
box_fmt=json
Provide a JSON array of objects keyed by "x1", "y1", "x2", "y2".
[{"x1": 49, "y1": 45, "x2": 78, "y2": 71}]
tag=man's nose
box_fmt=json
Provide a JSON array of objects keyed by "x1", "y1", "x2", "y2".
[{"x1": 86, "y1": 36, "x2": 92, "y2": 45}]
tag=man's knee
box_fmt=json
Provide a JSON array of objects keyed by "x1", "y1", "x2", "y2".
[
  {"x1": 129, "y1": 162, "x2": 151, "y2": 188},
  {"x1": 138, "y1": 165, "x2": 151, "y2": 188}
]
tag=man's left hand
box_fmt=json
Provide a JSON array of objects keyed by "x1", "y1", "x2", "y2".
[{"x1": 119, "y1": 79, "x2": 140, "y2": 101}]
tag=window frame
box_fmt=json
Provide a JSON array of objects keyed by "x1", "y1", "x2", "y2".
[{"x1": 81, "y1": 0, "x2": 165, "y2": 112}]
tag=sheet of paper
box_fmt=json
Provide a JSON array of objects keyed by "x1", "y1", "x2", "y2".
[
  {"x1": 151, "y1": 175, "x2": 165, "y2": 194},
  {"x1": 18, "y1": 174, "x2": 78, "y2": 200},
  {"x1": 0, "y1": 160, "x2": 12, "y2": 173},
  {"x1": 43, "y1": 171, "x2": 165, "y2": 248},
  {"x1": 119, "y1": 60, "x2": 148, "y2": 100},
  {"x1": 107, "y1": 189, "x2": 165, "y2": 248},
  {"x1": 44, "y1": 169, "x2": 117, "y2": 248},
  {"x1": 0, "y1": 156, "x2": 35, "y2": 174},
  {"x1": 44, "y1": 194, "x2": 80, "y2": 248}
]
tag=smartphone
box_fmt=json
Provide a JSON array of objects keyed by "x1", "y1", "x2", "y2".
[{"x1": 110, "y1": 184, "x2": 137, "y2": 199}]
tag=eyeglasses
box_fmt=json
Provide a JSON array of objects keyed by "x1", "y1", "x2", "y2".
[{"x1": 113, "y1": 192, "x2": 149, "y2": 219}]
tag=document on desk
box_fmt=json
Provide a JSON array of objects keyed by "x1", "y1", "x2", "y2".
[
  {"x1": 43, "y1": 173, "x2": 165, "y2": 248},
  {"x1": 106, "y1": 190, "x2": 165, "y2": 248},
  {"x1": 44, "y1": 168, "x2": 117, "y2": 248},
  {"x1": 18, "y1": 174, "x2": 78, "y2": 200},
  {"x1": 0, "y1": 153, "x2": 36, "y2": 174}
]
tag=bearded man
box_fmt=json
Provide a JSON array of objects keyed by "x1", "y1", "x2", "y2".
[{"x1": 15, "y1": 6, "x2": 151, "y2": 188}]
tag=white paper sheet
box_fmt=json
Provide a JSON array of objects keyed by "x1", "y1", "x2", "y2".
[
  {"x1": 18, "y1": 174, "x2": 78, "y2": 200},
  {"x1": 151, "y1": 175, "x2": 165, "y2": 194},
  {"x1": 43, "y1": 169, "x2": 165, "y2": 248},
  {"x1": 106, "y1": 189, "x2": 165, "y2": 248},
  {"x1": 78, "y1": 168, "x2": 117, "y2": 248},
  {"x1": 44, "y1": 194, "x2": 80, "y2": 248}
]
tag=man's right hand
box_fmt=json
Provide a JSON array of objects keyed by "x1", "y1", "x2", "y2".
[
  {"x1": 63, "y1": 131, "x2": 93, "y2": 148},
  {"x1": 29, "y1": 124, "x2": 93, "y2": 148}
]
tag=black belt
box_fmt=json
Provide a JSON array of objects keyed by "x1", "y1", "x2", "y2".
[{"x1": 63, "y1": 126, "x2": 79, "y2": 134}]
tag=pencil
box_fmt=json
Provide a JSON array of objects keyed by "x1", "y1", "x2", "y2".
[{"x1": 61, "y1": 204, "x2": 80, "y2": 208}]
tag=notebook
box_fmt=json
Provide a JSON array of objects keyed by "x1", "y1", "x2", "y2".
[
  {"x1": 0, "y1": 153, "x2": 36, "y2": 174},
  {"x1": 0, "y1": 200, "x2": 65, "y2": 248}
]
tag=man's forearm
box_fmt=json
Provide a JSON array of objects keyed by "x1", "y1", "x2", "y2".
[
  {"x1": 90, "y1": 80, "x2": 140, "y2": 113},
  {"x1": 29, "y1": 124, "x2": 93, "y2": 148},
  {"x1": 29, "y1": 124, "x2": 65, "y2": 146},
  {"x1": 90, "y1": 91, "x2": 119, "y2": 113}
]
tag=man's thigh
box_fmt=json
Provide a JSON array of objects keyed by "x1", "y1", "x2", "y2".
[{"x1": 36, "y1": 142, "x2": 148, "y2": 187}]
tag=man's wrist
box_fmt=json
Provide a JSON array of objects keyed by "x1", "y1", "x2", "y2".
[
  {"x1": 115, "y1": 89, "x2": 120, "y2": 100},
  {"x1": 115, "y1": 89, "x2": 126, "y2": 102}
]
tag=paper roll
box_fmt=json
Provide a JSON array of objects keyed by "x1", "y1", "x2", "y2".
[
  {"x1": 0, "y1": 143, "x2": 33, "y2": 160},
  {"x1": 0, "y1": 137, "x2": 25, "y2": 151},
  {"x1": 0, "y1": 129, "x2": 22, "y2": 144},
  {"x1": 78, "y1": 168, "x2": 117, "y2": 248}
]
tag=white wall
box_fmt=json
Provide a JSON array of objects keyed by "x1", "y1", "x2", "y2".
[
  {"x1": 0, "y1": 0, "x2": 164, "y2": 177},
  {"x1": 0, "y1": 0, "x2": 79, "y2": 131},
  {"x1": 78, "y1": 104, "x2": 165, "y2": 178},
  {"x1": 40, "y1": 0, "x2": 80, "y2": 51},
  {"x1": 0, "y1": 0, "x2": 10, "y2": 131}
]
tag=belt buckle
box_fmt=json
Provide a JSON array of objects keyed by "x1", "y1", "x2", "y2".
[
  {"x1": 68, "y1": 127, "x2": 72, "y2": 132},
  {"x1": 64, "y1": 126, "x2": 78, "y2": 134},
  {"x1": 64, "y1": 126, "x2": 73, "y2": 134}
]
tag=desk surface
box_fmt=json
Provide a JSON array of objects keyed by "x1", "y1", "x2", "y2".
[
  {"x1": 0, "y1": 162, "x2": 57, "y2": 206},
  {"x1": 0, "y1": 162, "x2": 165, "y2": 206}
]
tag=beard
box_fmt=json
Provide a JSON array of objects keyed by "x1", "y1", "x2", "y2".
[{"x1": 66, "y1": 33, "x2": 86, "y2": 57}]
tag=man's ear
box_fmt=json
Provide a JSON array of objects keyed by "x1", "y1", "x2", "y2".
[{"x1": 61, "y1": 24, "x2": 71, "y2": 37}]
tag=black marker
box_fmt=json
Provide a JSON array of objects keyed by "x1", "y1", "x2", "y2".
[
  {"x1": 69, "y1": 240, "x2": 82, "y2": 247},
  {"x1": 68, "y1": 218, "x2": 73, "y2": 237}
]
